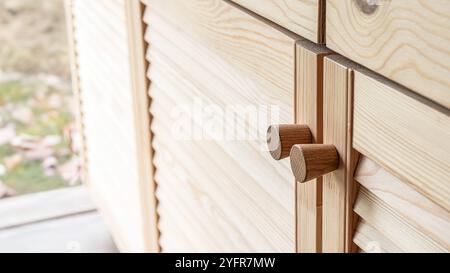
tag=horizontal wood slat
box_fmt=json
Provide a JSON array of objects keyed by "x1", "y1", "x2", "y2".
[
  {"x1": 353, "y1": 70, "x2": 450, "y2": 212},
  {"x1": 143, "y1": 0, "x2": 298, "y2": 100},
  {"x1": 231, "y1": 0, "x2": 324, "y2": 43},
  {"x1": 355, "y1": 156, "x2": 450, "y2": 251},
  {"x1": 354, "y1": 187, "x2": 447, "y2": 253},
  {"x1": 144, "y1": 2, "x2": 297, "y2": 252}
]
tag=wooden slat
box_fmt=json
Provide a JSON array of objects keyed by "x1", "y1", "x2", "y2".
[
  {"x1": 322, "y1": 55, "x2": 360, "y2": 252},
  {"x1": 353, "y1": 70, "x2": 450, "y2": 211},
  {"x1": 295, "y1": 41, "x2": 331, "y2": 252},
  {"x1": 125, "y1": 0, "x2": 159, "y2": 253},
  {"x1": 148, "y1": 67, "x2": 293, "y2": 251},
  {"x1": 232, "y1": 0, "x2": 324, "y2": 43},
  {"x1": 144, "y1": 0, "x2": 298, "y2": 99},
  {"x1": 353, "y1": 219, "x2": 401, "y2": 253},
  {"x1": 326, "y1": 0, "x2": 450, "y2": 108},
  {"x1": 354, "y1": 187, "x2": 447, "y2": 253},
  {"x1": 355, "y1": 156, "x2": 450, "y2": 251},
  {"x1": 144, "y1": 2, "x2": 298, "y2": 251}
]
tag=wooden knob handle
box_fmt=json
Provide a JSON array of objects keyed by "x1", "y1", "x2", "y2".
[
  {"x1": 267, "y1": 124, "x2": 312, "y2": 160},
  {"x1": 290, "y1": 144, "x2": 339, "y2": 183}
]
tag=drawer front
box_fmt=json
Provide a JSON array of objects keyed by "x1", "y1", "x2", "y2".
[
  {"x1": 144, "y1": 0, "x2": 298, "y2": 252},
  {"x1": 326, "y1": 0, "x2": 450, "y2": 108},
  {"x1": 232, "y1": 0, "x2": 324, "y2": 43},
  {"x1": 353, "y1": 70, "x2": 450, "y2": 212}
]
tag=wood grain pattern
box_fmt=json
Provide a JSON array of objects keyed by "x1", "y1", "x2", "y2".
[
  {"x1": 290, "y1": 144, "x2": 339, "y2": 183},
  {"x1": 267, "y1": 124, "x2": 312, "y2": 160},
  {"x1": 353, "y1": 70, "x2": 450, "y2": 211},
  {"x1": 326, "y1": 0, "x2": 450, "y2": 108},
  {"x1": 125, "y1": 0, "x2": 159, "y2": 253},
  {"x1": 355, "y1": 156, "x2": 450, "y2": 251},
  {"x1": 353, "y1": 219, "x2": 401, "y2": 253},
  {"x1": 70, "y1": 0, "x2": 155, "y2": 252},
  {"x1": 232, "y1": 0, "x2": 324, "y2": 43},
  {"x1": 295, "y1": 42, "x2": 331, "y2": 253},
  {"x1": 144, "y1": 0, "x2": 298, "y2": 102},
  {"x1": 354, "y1": 187, "x2": 447, "y2": 253},
  {"x1": 322, "y1": 55, "x2": 360, "y2": 252},
  {"x1": 144, "y1": 3, "x2": 298, "y2": 252}
]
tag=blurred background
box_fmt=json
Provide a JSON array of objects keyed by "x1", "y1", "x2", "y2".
[{"x1": 0, "y1": 0, "x2": 81, "y2": 199}]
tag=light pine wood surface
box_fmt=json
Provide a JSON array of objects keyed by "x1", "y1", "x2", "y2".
[
  {"x1": 326, "y1": 0, "x2": 450, "y2": 108},
  {"x1": 353, "y1": 219, "x2": 401, "y2": 253},
  {"x1": 144, "y1": 1, "x2": 298, "y2": 252},
  {"x1": 124, "y1": 0, "x2": 159, "y2": 253},
  {"x1": 354, "y1": 187, "x2": 447, "y2": 253},
  {"x1": 354, "y1": 156, "x2": 450, "y2": 252},
  {"x1": 295, "y1": 41, "x2": 330, "y2": 253},
  {"x1": 69, "y1": 0, "x2": 156, "y2": 252},
  {"x1": 353, "y1": 70, "x2": 450, "y2": 212},
  {"x1": 322, "y1": 55, "x2": 360, "y2": 253},
  {"x1": 232, "y1": 0, "x2": 324, "y2": 43}
]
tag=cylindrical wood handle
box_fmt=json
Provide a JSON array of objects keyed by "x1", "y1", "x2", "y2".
[
  {"x1": 267, "y1": 124, "x2": 312, "y2": 160},
  {"x1": 290, "y1": 144, "x2": 339, "y2": 183}
]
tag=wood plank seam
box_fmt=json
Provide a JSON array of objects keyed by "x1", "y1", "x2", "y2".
[{"x1": 295, "y1": 41, "x2": 332, "y2": 253}]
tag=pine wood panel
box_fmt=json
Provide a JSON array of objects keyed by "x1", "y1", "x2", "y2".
[
  {"x1": 353, "y1": 70, "x2": 450, "y2": 212},
  {"x1": 353, "y1": 219, "x2": 401, "y2": 253},
  {"x1": 355, "y1": 156, "x2": 450, "y2": 251},
  {"x1": 69, "y1": 0, "x2": 156, "y2": 252},
  {"x1": 144, "y1": 3, "x2": 298, "y2": 252},
  {"x1": 326, "y1": 0, "x2": 450, "y2": 108},
  {"x1": 232, "y1": 0, "x2": 324, "y2": 43},
  {"x1": 322, "y1": 55, "x2": 360, "y2": 252},
  {"x1": 144, "y1": 0, "x2": 298, "y2": 100},
  {"x1": 295, "y1": 41, "x2": 330, "y2": 252},
  {"x1": 354, "y1": 187, "x2": 447, "y2": 253}
]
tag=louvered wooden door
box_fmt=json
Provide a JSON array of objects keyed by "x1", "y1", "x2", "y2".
[{"x1": 143, "y1": 0, "x2": 300, "y2": 252}]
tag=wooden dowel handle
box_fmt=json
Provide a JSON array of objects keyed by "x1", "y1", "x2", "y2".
[
  {"x1": 267, "y1": 124, "x2": 312, "y2": 160},
  {"x1": 290, "y1": 144, "x2": 339, "y2": 183}
]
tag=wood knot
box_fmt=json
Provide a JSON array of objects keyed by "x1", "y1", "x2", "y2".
[{"x1": 353, "y1": 0, "x2": 380, "y2": 15}]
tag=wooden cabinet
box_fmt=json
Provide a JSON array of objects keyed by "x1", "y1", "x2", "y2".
[
  {"x1": 231, "y1": 0, "x2": 325, "y2": 43},
  {"x1": 67, "y1": 0, "x2": 449, "y2": 253}
]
